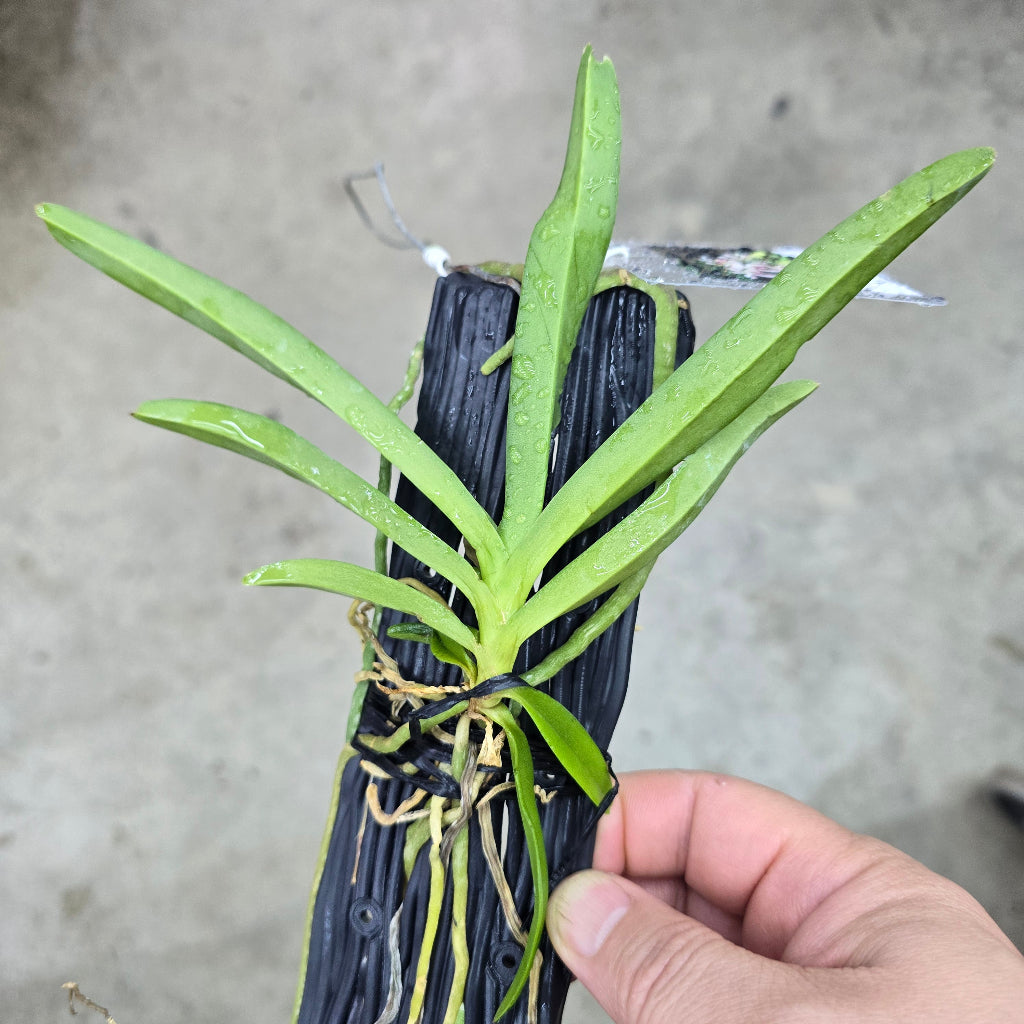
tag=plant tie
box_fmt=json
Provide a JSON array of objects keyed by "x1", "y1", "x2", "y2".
[{"x1": 404, "y1": 672, "x2": 528, "y2": 739}]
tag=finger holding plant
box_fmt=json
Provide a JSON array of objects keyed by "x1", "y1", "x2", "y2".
[{"x1": 39, "y1": 43, "x2": 992, "y2": 1024}]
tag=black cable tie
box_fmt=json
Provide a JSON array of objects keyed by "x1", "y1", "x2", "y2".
[
  {"x1": 350, "y1": 734, "x2": 462, "y2": 800},
  {"x1": 403, "y1": 672, "x2": 526, "y2": 726},
  {"x1": 356, "y1": 674, "x2": 619, "y2": 817},
  {"x1": 408, "y1": 713, "x2": 422, "y2": 743}
]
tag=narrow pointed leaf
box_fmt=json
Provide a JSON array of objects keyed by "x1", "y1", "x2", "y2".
[
  {"x1": 134, "y1": 399, "x2": 487, "y2": 609},
  {"x1": 512, "y1": 380, "x2": 817, "y2": 639},
  {"x1": 387, "y1": 623, "x2": 477, "y2": 678},
  {"x1": 498, "y1": 147, "x2": 995, "y2": 602},
  {"x1": 519, "y1": 562, "x2": 654, "y2": 686},
  {"x1": 488, "y1": 704, "x2": 548, "y2": 1021},
  {"x1": 499, "y1": 46, "x2": 620, "y2": 548},
  {"x1": 429, "y1": 631, "x2": 476, "y2": 679},
  {"x1": 36, "y1": 203, "x2": 504, "y2": 574},
  {"x1": 504, "y1": 686, "x2": 612, "y2": 806},
  {"x1": 244, "y1": 559, "x2": 478, "y2": 653}
]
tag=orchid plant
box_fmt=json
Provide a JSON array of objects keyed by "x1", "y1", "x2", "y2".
[{"x1": 39, "y1": 46, "x2": 992, "y2": 1022}]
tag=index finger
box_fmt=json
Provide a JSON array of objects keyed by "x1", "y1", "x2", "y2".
[{"x1": 593, "y1": 769, "x2": 908, "y2": 959}]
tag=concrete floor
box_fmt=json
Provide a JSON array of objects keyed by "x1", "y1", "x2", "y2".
[{"x1": 2, "y1": 2, "x2": 1022, "y2": 1022}]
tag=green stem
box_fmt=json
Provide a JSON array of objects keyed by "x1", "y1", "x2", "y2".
[
  {"x1": 374, "y1": 339, "x2": 425, "y2": 622},
  {"x1": 408, "y1": 795, "x2": 446, "y2": 1024},
  {"x1": 592, "y1": 271, "x2": 681, "y2": 389},
  {"x1": 443, "y1": 714, "x2": 472, "y2": 1024},
  {"x1": 355, "y1": 702, "x2": 467, "y2": 755},
  {"x1": 403, "y1": 815, "x2": 432, "y2": 882}
]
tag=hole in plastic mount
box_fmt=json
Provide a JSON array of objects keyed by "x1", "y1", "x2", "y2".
[
  {"x1": 488, "y1": 941, "x2": 523, "y2": 985},
  {"x1": 349, "y1": 896, "x2": 384, "y2": 937}
]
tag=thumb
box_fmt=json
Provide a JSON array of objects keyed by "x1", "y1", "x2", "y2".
[{"x1": 546, "y1": 870, "x2": 794, "y2": 1024}]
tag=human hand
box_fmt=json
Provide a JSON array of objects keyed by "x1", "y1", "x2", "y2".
[{"x1": 546, "y1": 770, "x2": 1024, "y2": 1023}]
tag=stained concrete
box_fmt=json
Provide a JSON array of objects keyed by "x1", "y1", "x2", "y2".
[{"x1": 2, "y1": 2, "x2": 1022, "y2": 1022}]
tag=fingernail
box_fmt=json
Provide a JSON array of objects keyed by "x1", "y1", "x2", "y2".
[{"x1": 547, "y1": 870, "x2": 631, "y2": 959}]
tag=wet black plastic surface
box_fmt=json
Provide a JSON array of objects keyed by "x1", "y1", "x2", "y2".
[{"x1": 296, "y1": 272, "x2": 695, "y2": 1024}]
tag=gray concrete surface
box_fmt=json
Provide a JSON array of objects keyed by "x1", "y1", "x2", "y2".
[{"x1": 2, "y1": 2, "x2": 1022, "y2": 1022}]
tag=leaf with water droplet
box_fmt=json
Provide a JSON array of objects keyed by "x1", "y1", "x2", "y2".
[
  {"x1": 511, "y1": 381, "x2": 818, "y2": 638},
  {"x1": 133, "y1": 398, "x2": 489, "y2": 615},
  {"x1": 245, "y1": 559, "x2": 479, "y2": 652},
  {"x1": 512, "y1": 355, "x2": 536, "y2": 380},
  {"x1": 500, "y1": 147, "x2": 994, "y2": 595},
  {"x1": 499, "y1": 47, "x2": 621, "y2": 551},
  {"x1": 35, "y1": 202, "x2": 507, "y2": 578}
]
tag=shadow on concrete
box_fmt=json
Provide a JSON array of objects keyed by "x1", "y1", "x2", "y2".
[{"x1": 868, "y1": 781, "x2": 1024, "y2": 951}]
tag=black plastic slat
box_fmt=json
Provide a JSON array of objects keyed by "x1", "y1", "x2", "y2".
[{"x1": 296, "y1": 272, "x2": 695, "y2": 1024}]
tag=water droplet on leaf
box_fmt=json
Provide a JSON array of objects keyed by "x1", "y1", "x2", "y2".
[{"x1": 513, "y1": 356, "x2": 536, "y2": 380}]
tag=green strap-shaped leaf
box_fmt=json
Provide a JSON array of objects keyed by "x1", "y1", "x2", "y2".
[
  {"x1": 506, "y1": 274, "x2": 678, "y2": 683},
  {"x1": 429, "y1": 631, "x2": 477, "y2": 680},
  {"x1": 134, "y1": 399, "x2": 489, "y2": 612},
  {"x1": 504, "y1": 686, "x2": 613, "y2": 806},
  {"x1": 487, "y1": 703, "x2": 548, "y2": 1022},
  {"x1": 35, "y1": 203, "x2": 505, "y2": 577},
  {"x1": 497, "y1": 147, "x2": 995, "y2": 605},
  {"x1": 244, "y1": 559, "x2": 479, "y2": 653},
  {"x1": 499, "y1": 46, "x2": 620, "y2": 550},
  {"x1": 511, "y1": 380, "x2": 817, "y2": 639},
  {"x1": 519, "y1": 561, "x2": 654, "y2": 686}
]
